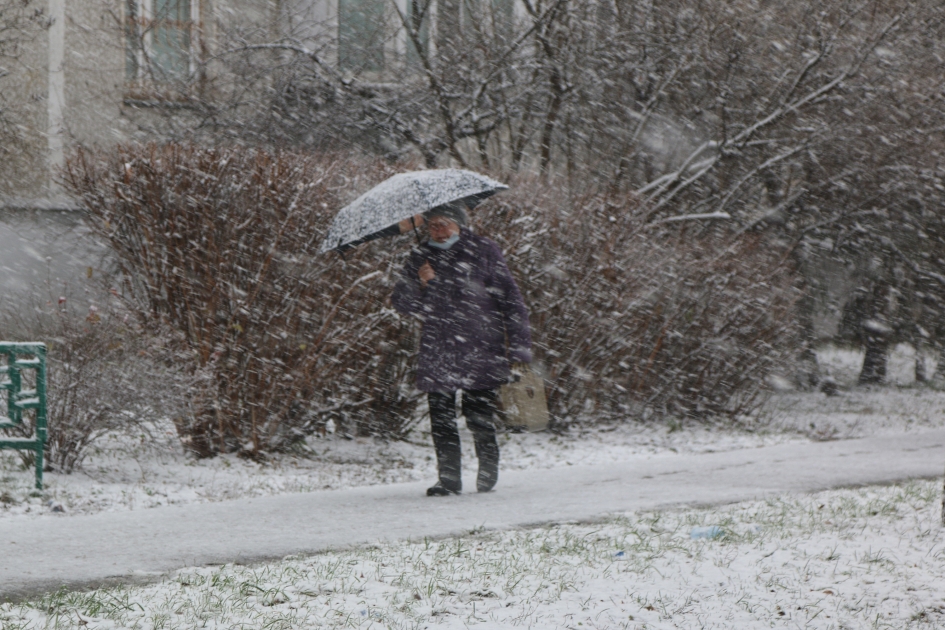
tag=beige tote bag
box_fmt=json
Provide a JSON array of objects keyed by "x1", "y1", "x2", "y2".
[{"x1": 498, "y1": 368, "x2": 549, "y2": 432}]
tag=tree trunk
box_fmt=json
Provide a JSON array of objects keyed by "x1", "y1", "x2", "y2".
[
  {"x1": 539, "y1": 69, "x2": 563, "y2": 176},
  {"x1": 857, "y1": 276, "x2": 893, "y2": 386},
  {"x1": 858, "y1": 332, "x2": 888, "y2": 385},
  {"x1": 915, "y1": 338, "x2": 927, "y2": 384},
  {"x1": 934, "y1": 344, "x2": 945, "y2": 381},
  {"x1": 793, "y1": 251, "x2": 820, "y2": 388}
]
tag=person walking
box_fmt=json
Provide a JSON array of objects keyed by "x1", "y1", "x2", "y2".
[{"x1": 392, "y1": 202, "x2": 532, "y2": 496}]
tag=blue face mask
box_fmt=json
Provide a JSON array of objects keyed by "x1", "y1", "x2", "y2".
[{"x1": 428, "y1": 233, "x2": 460, "y2": 250}]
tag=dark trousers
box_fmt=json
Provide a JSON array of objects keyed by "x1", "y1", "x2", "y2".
[{"x1": 428, "y1": 389, "x2": 500, "y2": 492}]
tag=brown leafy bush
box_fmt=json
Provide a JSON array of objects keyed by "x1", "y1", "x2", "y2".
[
  {"x1": 474, "y1": 179, "x2": 801, "y2": 420},
  {"x1": 63, "y1": 144, "x2": 422, "y2": 457},
  {"x1": 63, "y1": 144, "x2": 799, "y2": 459}
]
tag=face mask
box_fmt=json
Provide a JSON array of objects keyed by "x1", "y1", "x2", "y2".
[{"x1": 428, "y1": 233, "x2": 460, "y2": 249}]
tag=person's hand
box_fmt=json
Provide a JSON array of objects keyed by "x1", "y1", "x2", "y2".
[
  {"x1": 510, "y1": 362, "x2": 529, "y2": 382},
  {"x1": 398, "y1": 214, "x2": 424, "y2": 233},
  {"x1": 418, "y1": 261, "x2": 435, "y2": 288}
]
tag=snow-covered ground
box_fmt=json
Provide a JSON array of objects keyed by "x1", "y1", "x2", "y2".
[
  {"x1": 0, "y1": 346, "x2": 942, "y2": 521},
  {"x1": 0, "y1": 346, "x2": 943, "y2": 628},
  {"x1": 2, "y1": 480, "x2": 942, "y2": 628}
]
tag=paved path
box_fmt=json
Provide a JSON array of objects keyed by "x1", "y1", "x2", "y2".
[{"x1": 2, "y1": 429, "x2": 943, "y2": 601}]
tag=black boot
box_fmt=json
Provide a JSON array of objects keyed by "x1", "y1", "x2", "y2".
[
  {"x1": 428, "y1": 392, "x2": 463, "y2": 496},
  {"x1": 475, "y1": 440, "x2": 499, "y2": 493},
  {"x1": 426, "y1": 481, "x2": 461, "y2": 496},
  {"x1": 464, "y1": 389, "x2": 500, "y2": 493}
]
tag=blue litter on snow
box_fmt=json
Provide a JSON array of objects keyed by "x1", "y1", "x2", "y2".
[{"x1": 690, "y1": 526, "x2": 724, "y2": 540}]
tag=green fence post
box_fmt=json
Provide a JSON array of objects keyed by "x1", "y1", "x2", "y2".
[{"x1": 0, "y1": 343, "x2": 48, "y2": 490}]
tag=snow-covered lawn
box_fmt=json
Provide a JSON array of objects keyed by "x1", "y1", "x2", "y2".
[
  {"x1": 0, "y1": 346, "x2": 943, "y2": 627},
  {"x1": 2, "y1": 480, "x2": 942, "y2": 629},
  {"x1": 0, "y1": 344, "x2": 943, "y2": 521},
  {"x1": 0, "y1": 414, "x2": 807, "y2": 520},
  {"x1": 1, "y1": 383, "x2": 941, "y2": 521}
]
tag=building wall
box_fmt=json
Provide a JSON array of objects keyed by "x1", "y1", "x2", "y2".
[
  {"x1": 0, "y1": 0, "x2": 289, "y2": 297},
  {"x1": 63, "y1": 1, "x2": 132, "y2": 154},
  {"x1": 0, "y1": 0, "x2": 472, "y2": 299},
  {"x1": 1, "y1": 0, "x2": 295, "y2": 208},
  {"x1": 0, "y1": 0, "x2": 50, "y2": 206},
  {"x1": 1, "y1": 0, "x2": 126, "y2": 207},
  {"x1": 0, "y1": 208, "x2": 107, "y2": 300}
]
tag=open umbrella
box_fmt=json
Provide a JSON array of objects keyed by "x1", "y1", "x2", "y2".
[{"x1": 319, "y1": 168, "x2": 508, "y2": 254}]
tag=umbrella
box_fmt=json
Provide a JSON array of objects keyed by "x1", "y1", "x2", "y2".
[{"x1": 319, "y1": 168, "x2": 508, "y2": 254}]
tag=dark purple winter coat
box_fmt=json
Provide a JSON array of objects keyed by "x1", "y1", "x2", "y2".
[{"x1": 392, "y1": 228, "x2": 532, "y2": 393}]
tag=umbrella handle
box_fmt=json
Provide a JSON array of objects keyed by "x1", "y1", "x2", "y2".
[{"x1": 411, "y1": 215, "x2": 422, "y2": 246}]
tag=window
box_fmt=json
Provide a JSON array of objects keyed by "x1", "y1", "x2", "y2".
[
  {"x1": 491, "y1": 0, "x2": 514, "y2": 42},
  {"x1": 406, "y1": 0, "x2": 430, "y2": 66},
  {"x1": 126, "y1": 0, "x2": 196, "y2": 87},
  {"x1": 435, "y1": 0, "x2": 513, "y2": 58},
  {"x1": 338, "y1": 0, "x2": 386, "y2": 72}
]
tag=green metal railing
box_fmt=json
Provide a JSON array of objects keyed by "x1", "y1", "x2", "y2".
[{"x1": 0, "y1": 343, "x2": 47, "y2": 490}]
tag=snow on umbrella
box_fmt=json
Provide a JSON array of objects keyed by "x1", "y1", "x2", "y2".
[{"x1": 319, "y1": 168, "x2": 508, "y2": 254}]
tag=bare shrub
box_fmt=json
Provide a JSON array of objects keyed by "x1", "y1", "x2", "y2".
[
  {"x1": 474, "y1": 178, "x2": 801, "y2": 421},
  {"x1": 62, "y1": 144, "x2": 798, "y2": 457},
  {"x1": 62, "y1": 144, "x2": 423, "y2": 457},
  {"x1": 0, "y1": 295, "x2": 189, "y2": 473}
]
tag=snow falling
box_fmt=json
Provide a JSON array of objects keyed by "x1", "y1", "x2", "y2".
[{"x1": 3, "y1": 0, "x2": 945, "y2": 626}]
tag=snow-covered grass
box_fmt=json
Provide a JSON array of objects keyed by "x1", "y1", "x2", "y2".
[
  {"x1": 2, "y1": 480, "x2": 942, "y2": 629},
  {"x1": 766, "y1": 345, "x2": 945, "y2": 441},
  {"x1": 1, "y1": 345, "x2": 944, "y2": 521},
  {"x1": 0, "y1": 416, "x2": 802, "y2": 520},
  {"x1": 0, "y1": 346, "x2": 943, "y2": 626}
]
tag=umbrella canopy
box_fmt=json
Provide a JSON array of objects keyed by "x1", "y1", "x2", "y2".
[{"x1": 319, "y1": 169, "x2": 508, "y2": 254}]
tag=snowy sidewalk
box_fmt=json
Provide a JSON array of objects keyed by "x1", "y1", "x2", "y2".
[{"x1": 2, "y1": 429, "x2": 943, "y2": 601}]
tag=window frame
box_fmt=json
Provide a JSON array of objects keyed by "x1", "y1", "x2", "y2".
[
  {"x1": 337, "y1": 0, "x2": 389, "y2": 74},
  {"x1": 125, "y1": 0, "x2": 201, "y2": 98}
]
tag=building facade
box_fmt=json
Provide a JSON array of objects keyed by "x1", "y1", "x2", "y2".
[{"x1": 2, "y1": 0, "x2": 483, "y2": 208}]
